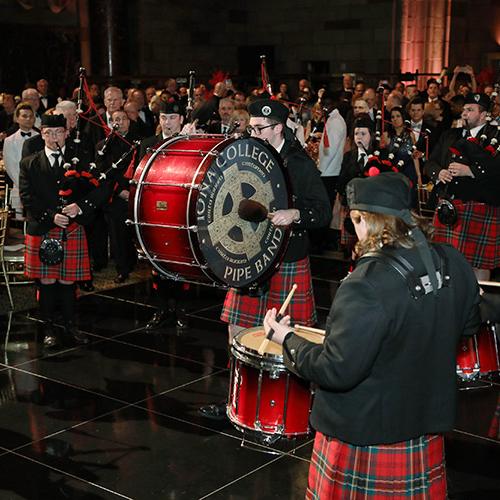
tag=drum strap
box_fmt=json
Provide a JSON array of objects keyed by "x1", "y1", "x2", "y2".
[{"x1": 364, "y1": 246, "x2": 449, "y2": 300}]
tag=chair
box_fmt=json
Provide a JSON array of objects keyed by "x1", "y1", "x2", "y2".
[{"x1": 0, "y1": 208, "x2": 14, "y2": 309}]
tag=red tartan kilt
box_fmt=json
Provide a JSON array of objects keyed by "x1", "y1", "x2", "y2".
[
  {"x1": 432, "y1": 200, "x2": 500, "y2": 269},
  {"x1": 24, "y1": 223, "x2": 91, "y2": 281},
  {"x1": 306, "y1": 432, "x2": 446, "y2": 499},
  {"x1": 220, "y1": 257, "x2": 317, "y2": 328}
]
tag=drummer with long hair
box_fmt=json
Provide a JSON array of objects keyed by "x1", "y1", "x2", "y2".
[{"x1": 264, "y1": 172, "x2": 480, "y2": 499}]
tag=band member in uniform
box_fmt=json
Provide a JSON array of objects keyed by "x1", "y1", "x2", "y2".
[
  {"x1": 19, "y1": 115, "x2": 103, "y2": 347},
  {"x1": 264, "y1": 172, "x2": 480, "y2": 499},
  {"x1": 137, "y1": 101, "x2": 190, "y2": 330},
  {"x1": 425, "y1": 92, "x2": 500, "y2": 281},
  {"x1": 95, "y1": 109, "x2": 140, "y2": 284},
  {"x1": 200, "y1": 98, "x2": 331, "y2": 418}
]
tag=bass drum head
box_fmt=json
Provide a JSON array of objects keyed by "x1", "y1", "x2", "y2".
[{"x1": 190, "y1": 136, "x2": 291, "y2": 289}]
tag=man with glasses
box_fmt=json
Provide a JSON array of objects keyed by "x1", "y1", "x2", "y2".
[
  {"x1": 19, "y1": 115, "x2": 102, "y2": 348},
  {"x1": 200, "y1": 98, "x2": 331, "y2": 419}
]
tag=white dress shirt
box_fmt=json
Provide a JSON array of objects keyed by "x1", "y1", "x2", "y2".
[
  {"x1": 318, "y1": 109, "x2": 347, "y2": 177},
  {"x1": 2, "y1": 128, "x2": 39, "y2": 215}
]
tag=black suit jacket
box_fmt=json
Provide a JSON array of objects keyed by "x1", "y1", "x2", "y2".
[
  {"x1": 138, "y1": 134, "x2": 163, "y2": 162},
  {"x1": 283, "y1": 243, "x2": 480, "y2": 445},
  {"x1": 280, "y1": 137, "x2": 331, "y2": 262},
  {"x1": 95, "y1": 131, "x2": 140, "y2": 200},
  {"x1": 424, "y1": 124, "x2": 500, "y2": 205},
  {"x1": 19, "y1": 149, "x2": 107, "y2": 235},
  {"x1": 38, "y1": 95, "x2": 58, "y2": 114}
]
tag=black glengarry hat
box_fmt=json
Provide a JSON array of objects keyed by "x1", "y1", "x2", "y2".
[
  {"x1": 248, "y1": 99, "x2": 289, "y2": 124},
  {"x1": 41, "y1": 114, "x2": 66, "y2": 128},
  {"x1": 347, "y1": 172, "x2": 412, "y2": 223},
  {"x1": 159, "y1": 100, "x2": 184, "y2": 116},
  {"x1": 347, "y1": 172, "x2": 440, "y2": 295},
  {"x1": 464, "y1": 92, "x2": 490, "y2": 110}
]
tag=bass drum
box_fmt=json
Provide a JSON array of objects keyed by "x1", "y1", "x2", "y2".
[{"x1": 129, "y1": 134, "x2": 291, "y2": 289}]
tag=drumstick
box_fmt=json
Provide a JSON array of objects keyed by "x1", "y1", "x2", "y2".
[
  {"x1": 293, "y1": 324, "x2": 326, "y2": 335},
  {"x1": 258, "y1": 283, "x2": 297, "y2": 355},
  {"x1": 478, "y1": 280, "x2": 500, "y2": 288}
]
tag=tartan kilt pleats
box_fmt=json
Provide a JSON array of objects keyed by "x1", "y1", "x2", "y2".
[
  {"x1": 306, "y1": 432, "x2": 446, "y2": 499},
  {"x1": 220, "y1": 257, "x2": 317, "y2": 328},
  {"x1": 432, "y1": 200, "x2": 500, "y2": 269},
  {"x1": 25, "y1": 223, "x2": 92, "y2": 281}
]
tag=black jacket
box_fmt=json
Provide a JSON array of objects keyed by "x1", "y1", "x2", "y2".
[
  {"x1": 95, "y1": 131, "x2": 140, "y2": 203},
  {"x1": 283, "y1": 243, "x2": 480, "y2": 445},
  {"x1": 279, "y1": 138, "x2": 331, "y2": 262},
  {"x1": 19, "y1": 147, "x2": 107, "y2": 236},
  {"x1": 424, "y1": 124, "x2": 500, "y2": 206}
]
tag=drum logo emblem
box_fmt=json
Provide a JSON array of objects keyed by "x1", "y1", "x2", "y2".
[
  {"x1": 156, "y1": 201, "x2": 168, "y2": 211},
  {"x1": 195, "y1": 138, "x2": 289, "y2": 287}
]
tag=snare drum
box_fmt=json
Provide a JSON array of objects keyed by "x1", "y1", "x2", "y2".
[
  {"x1": 228, "y1": 326, "x2": 324, "y2": 437},
  {"x1": 456, "y1": 323, "x2": 499, "y2": 380},
  {"x1": 129, "y1": 135, "x2": 291, "y2": 289}
]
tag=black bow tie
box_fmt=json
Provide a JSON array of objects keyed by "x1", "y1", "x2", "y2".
[{"x1": 21, "y1": 131, "x2": 32, "y2": 138}]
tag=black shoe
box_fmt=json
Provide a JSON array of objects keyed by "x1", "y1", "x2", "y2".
[
  {"x1": 146, "y1": 310, "x2": 176, "y2": 330},
  {"x1": 64, "y1": 323, "x2": 89, "y2": 345},
  {"x1": 198, "y1": 402, "x2": 228, "y2": 420},
  {"x1": 43, "y1": 323, "x2": 60, "y2": 348},
  {"x1": 43, "y1": 334, "x2": 59, "y2": 348},
  {"x1": 176, "y1": 309, "x2": 189, "y2": 329},
  {"x1": 79, "y1": 280, "x2": 95, "y2": 292},
  {"x1": 176, "y1": 317, "x2": 189, "y2": 329},
  {"x1": 114, "y1": 273, "x2": 129, "y2": 284}
]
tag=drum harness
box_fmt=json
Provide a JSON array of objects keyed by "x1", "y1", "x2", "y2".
[{"x1": 363, "y1": 245, "x2": 450, "y2": 300}]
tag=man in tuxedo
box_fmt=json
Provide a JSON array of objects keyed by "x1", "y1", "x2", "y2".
[
  {"x1": 425, "y1": 93, "x2": 500, "y2": 281},
  {"x1": 2, "y1": 103, "x2": 39, "y2": 217},
  {"x1": 22, "y1": 101, "x2": 84, "y2": 159},
  {"x1": 36, "y1": 79, "x2": 57, "y2": 114},
  {"x1": 129, "y1": 88, "x2": 156, "y2": 136},
  {"x1": 207, "y1": 97, "x2": 235, "y2": 134},
  {"x1": 86, "y1": 86, "x2": 124, "y2": 147},
  {"x1": 362, "y1": 88, "x2": 377, "y2": 121},
  {"x1": 407, "y1": 97, "x2": 436, "y2": 175},
  {"x1": 191, "y1": 81, "x2": 227, "y2": 128},
  {"x1": 21, "y1": 88, "x2": 43, "y2": 129}
]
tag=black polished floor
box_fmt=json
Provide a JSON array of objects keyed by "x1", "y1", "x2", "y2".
[{"x1": 0, "y1": 254, "x2": 499, "y2": 499}]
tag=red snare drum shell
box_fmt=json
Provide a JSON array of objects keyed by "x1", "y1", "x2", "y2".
[
  {"x1": 456, "y1": 323, "x2": 499, "y2": 380},
  {"x1": 228, "y1": 327, "x2": 321, "y2": 436}
]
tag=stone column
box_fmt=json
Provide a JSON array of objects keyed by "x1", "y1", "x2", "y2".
[
  {"x1": 400, "y1": 0, "x2": 452, "y2": 87},
  {"x1": 88, "y1": 0, "x2": 129, "y2": 78}
]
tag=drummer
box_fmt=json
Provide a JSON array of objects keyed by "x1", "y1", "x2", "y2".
[
  {"x1": 137, "y1": 101, "x2": 190, "y2": 330},
  {"x1": 264, "y1": 172, "x2": 480, "y2": 498},
  {"x1": 200, "y1": 98, "x2": 331, "y2": 419}
]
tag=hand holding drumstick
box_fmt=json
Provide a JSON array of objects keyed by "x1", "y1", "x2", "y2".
[{"x1": 258, "y1": 284, "x2": 297, "y2": 354}]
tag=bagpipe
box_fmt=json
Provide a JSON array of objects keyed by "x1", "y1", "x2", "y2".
[
  {"x1": 360, "y1": 110, "x2": 407, "y2": 177},
  {"x1": 39, "y1": 68, "x2": 101, "y2": 266},
  {"x1": 432, "y1": 119, "x2": 500, "y2": 226},
  {"x1": 56, "y1": 68, "x2": 101, "y2": 206}
]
